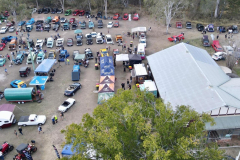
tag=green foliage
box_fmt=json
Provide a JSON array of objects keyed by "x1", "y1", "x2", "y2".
[{"x1": 61, "y1": 88, "x2": 224, "y2": 160}]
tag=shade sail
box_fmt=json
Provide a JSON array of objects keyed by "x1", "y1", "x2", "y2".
[
  {"x1": 116, "y1": 54, "x2": 129, "y2": 61},
  {"x1": 34, "y1": 59, "x2": 56, "y2": 73},
  {"x1": 98, "y1": 83, "x2": 114, "y2": 93},
  {"x1": 100, "y1": 76, "x2": 115, "y2": 84},
  {"x1": 0, "y1": 104, "x2": 16, "y2": 112},
  {"x1": 29, "y1": 76, "x2": 48, "y2": 85}
]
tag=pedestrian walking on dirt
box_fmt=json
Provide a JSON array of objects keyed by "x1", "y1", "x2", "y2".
[
  {"x1": 18, "y1": 127, "x2": 23, "y2": 135},
  {"x1": 127, "y1": 79, "x2": 129, "y2": 85},
  {"x1": 67, "y1": 58, "x2": 70, "y2": 65},
  {"x1": 7, "y1": 54, "x2": 10, "y2": 60},
  {"x1": 60, "y1": 112, "x2": 64, "y2": 120},
  {"x1": 38, "y1": 125, "x2": 43, "y2": 134},
  {"x1": 128, "y1": 84, "x2": 131, "y2": 90},
  {"x1": 55, "y1": 115, "x2": 58, "y2": 123},
  {"x1": 217, "y1": 34, "x2": 219, "y2": 39},
  {"x1": 121, "y1": 83, "x2": 125, "y2": 90},
  {"x1": 130, "y1": 76, "x2": 132, "y2": 83},
  {"x1": 133, "y1": 34, "x2": 134, "y2": 40},
  {"x1": 14, "y1": 130, "x2": 18, "y2": 137},
  {"x1": 16, "y1": 31, "x2": 18, "y2": 35},
  {"x1": 225, "y1": 34, "x2": 227, "y2": 39},
  {"x1": 4, "y1": 68, "x2": 8, "y2": 75}
]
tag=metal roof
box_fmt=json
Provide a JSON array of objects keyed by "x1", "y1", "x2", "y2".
[
  {"x1": 205, "y1": 115, "x2": 240, "y2": 130},
  {"x1": 147, "y1": 43, "x2": 232, "y2": 113}
]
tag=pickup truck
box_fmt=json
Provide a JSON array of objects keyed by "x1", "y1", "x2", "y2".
[
  {"x1": 56, "y1": 38, "x2": 64, "y2": 47},
  {"x1": 18, "y1": 114, "x2": 46, "y2": 126},
  {"x1": 98, "y1": 20, "x2": 103, "y2": 28}
]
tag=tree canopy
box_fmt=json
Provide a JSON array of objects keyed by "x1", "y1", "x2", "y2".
[{"x1": 61, "y1": 88, "x2": 224, "y2": 160}]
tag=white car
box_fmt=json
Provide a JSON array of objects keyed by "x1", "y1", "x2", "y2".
[
  {"x1": 47, "y1": 37, "x2": 54, "y2": 48},
  {"x1": 107, "y1": 22, "x2": 113, "y2": 28},
  {"x1": 18, "y1": 114, "x2": 46, "y2": 126},
  {"x1": 91, "y1": 32, "x2": 97, "y2": 38},
  {"x1": 56, "y1": 38, "x2": 64, "y2": 47},
  {"x1": 106, "y1": 34, "x2": 114, "y2": 44},
  {"x1": 212, "y1": 52, "x2": 227, "y2": 61},
  {"x1": 0, "y1": 26, "x2": 8, "y2": 34},
  {"x1": 85, "y1": 33, "x2": 91, "y2": 38},
  {"x1": 139, "y1": 37, "x2": 146, "y2": 48},
  {"x1": 35, "y1": 39, "x2": 44, "y2": 49},
  {"x1": 96, "y1": 35, "x2": 103, "y2": 44},
  {"x1": 58, "y1": 98, "x2": 76, "y2": 112}
]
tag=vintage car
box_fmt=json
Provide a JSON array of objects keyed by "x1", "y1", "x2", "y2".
[
  {"x1": 58, "y1": 98, "x2": 76, "y2": 112},
  {"x1": 38, "y1": 8, "x2": 44, "y2": 14},
  {"x1": 212, "y1": 40, "x2": 223, "y2": 52},
  {"x1": 98, "y1": 20, "x2": 103, "y2": 28},
  {"x1": 196, "y1": 23, "x2": 204, "y2": 31},
  {"x1": 63, "y1": 23, "x2": 70, "y2": 30},
  {"x1": 18, "y1": 21, "x2": 26, "y2": 26},
  {"x1": 13, "y1": 53, "x2": 24, "y2": 65},
  {"x1": 106, "y1": 34, "x2": 114, "y2": 44},
  {"x1": 35, "y1": 39, "x2": 44, "y2": 48},
  {"x1": 79, "y1": 10, "x2": 85, "y2": 16},
  {"x1": 47, "y1": 37, "x2": 54, "y2": 48},
  {"x1": 0, "y1": 55, "x2": 6, "y2": 66},
  {"x1": 168, "y1": 34, "x2": 184, "y2": 42},
  {"x1": 107, "y1": 22, "x2": 113, "y2": 28},
  {"x1": 35, "y1": 20, "x2": 44, "y2": 25},
  {"x1": 86, "y1": 34, "x2": 93, "y2": 45},
  {"x1": 100, "y1": 48, "x2": 109, "y2": 57},
  {"x1": 202, "y1": 35, "x2": 210, "y2": 47},
  {"x1": 72, "y1": 10, "x2": 80, "y2": 16},
  {"x1": 9, "y1": 26, "x2": 15, "y2": 32},
  {"x1": 113, "y1": 21, "x2": 119, "y2": 27},
  {"x1": 8, "y1": 38, "x2": 17, "y2": 50},
  {"x1": 89, "y1": 21, "x2": 94, "y2": 29},
  {"x1": 72, "y1": 23, "x2": 78, "y2": 30},
  {"x1": 227, "y1": 25, "x2": 239, "y2": 34},
  {"x1": 176, "y1": 22, "x2": 182, "y2": 29},
  {"x1": 56, "y1": 38, "x2": 64, "y2": 47},
  {"x1": 45, "y1": 17, "x2": 52, "y2": 24},
  {"x1": 36, "y1": 51, "x2": 45, "y2": 64},
  {"x1": 27, "y1": 52, "x2": 36, "y2": 64},
  {"x1": 133, "y1": 13, "x2": 139, "y2": 20},
  {"x1": 139, "y1": 37, "x2": 147, "y2": 48},
  {"x1": 44, "y1": 23, "x2": 51, "y2": 31},
  {"x1": 52, "y1": 16, "x2": 60, "y2": 23},
  {"x1": 207, "y1": 24, "x2": 214, "y2": 32},
  {"x1": 44, "y1": 7, "x2": 50, "y2": 14},
  {"x1": 76, "y1": 37, "x2": 83, "y2": 46},
  {"x1": 0, "y1": 43, "x2": 6, "y2": 51},
  {"x1": 67, "y1": 38, "x2": 73, "y2": 46},
  {"x1": 65, "y1": 9, "x2": 72, "y2": 16},
  {"x1": 19, "y1": 66, "x2": 31, "y2": 77},
  {"x1": 48, "y1": 50, "x2": 56, "y2": 59},
  {"x1": 212, "y1": 52, "x2": 227, "y2": 61},
  {"x1": 53, "y1": 24, "x2": 60, "y2": 31},
  {"x1": 26, "y1": 25, "x2": 33, "y2": 32},
  {"x1": 97, "y1": 11, "x2": 102, "y2": 18},
  {"x1": 115, "y1": 34, "x2": 123, "y2": 43},
  {"x1": 96, "y1": 35, "x2": 103, "y2": 44},
  {"x1": 64, "y1": 83, "x2": 82, "y2": 96},
  {"x1": 2, "y1": 36, "x2": 17, "y2": 42},
  {"x1": 123, "y1": 13, "x2": 128, "y2": 20},
  {"x1": 26, "y1": 18, "x2": 35, "y2": 25},
  {"x1": 0, "y1": 26, "x2": 8, "y2": 34},
  {"x1": 57, "y1": 8, "x2": 63, "y2": 14},
  {"x1": 113, "y1": 13, "x2": 120, "y2": 20},
  {"x1": 6, "y1": 21, "x2": 15, "y2": 27},
  {"x1": 85, "y1": 48, "x2": 93, "y2": 59},
  {"x1": 13, "y1": 143, "x2": 37, "y2": 160},
  {"x1": 10, "y1": 80, "x2": 27, "y2": 88},
  {"x1": 219, "y1": 26, "x2": 226, "y2": 33},
  {"x1": 60, "y1": 17, "x2": 67, "y2": 23},
  {"x1": 18, "y1": 114, "x2": 46, "y2": 126},
  {"x1": 186, "y1": 22, "x2": 192, "y2": 29},
  {"x1": 80, "y1": 21, "x2": 86, "y2": 29}
]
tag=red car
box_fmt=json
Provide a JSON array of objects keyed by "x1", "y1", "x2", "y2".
[
  {"x1": 168, "y1": 34, "x2": 184, "y2": 42},
  {"x1": 113, "y1": 21, "x2": 119, "y2": 27},
  {"x1": 69, "y1": 18, "x2": 75, "y2": 24},
  {"x1": 113, "y1": 13, "x2": 120, "y2": 20},
  {"x1": 6, "y1": 21, "x2": 15, "y2": 27},
  {"x1": 0, "y1": 43, "x2": 6, "y2": 51},
  {"x1": 133, "y1": 13, "x2": 139, "y2": 20},
  {"x1": 79, "y1": 10, "x2": 85, "y2": 16},
  {"x1": 123, "y1": 13, "x2": 128, "y2": 20},
  {"x1": 72, "y1": 10, "x2": 80, "y2": 16},
  {"x1": 176, "y1": 22, "x2": 182, "y2": 29},
  {"x1": 212, "y1": 40, "x2": 223, "y2": 52},
  {"x1": 4, "y1": 11, "x2": 9, "y2": 17}
]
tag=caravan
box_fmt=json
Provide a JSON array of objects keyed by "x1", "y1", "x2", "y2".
[{"x1": 137, "y1": 43, "x2": 145, "y2": 60}]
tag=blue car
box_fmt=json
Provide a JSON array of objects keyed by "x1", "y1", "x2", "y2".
[
  {"x1": 10, "y1": 80, "x2": 27, "y2": 88},
  {"x1": 18, "y1": 21, "x2": 26, "y2": 26},
  {"x1": 26, "y1": 18, "x2": 35, "y2": 25},
  {"x1": 1, "y1": 36, "x2": 17, "y2": 42}
]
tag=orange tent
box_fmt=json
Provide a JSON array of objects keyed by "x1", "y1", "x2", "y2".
[
  {"x1": 100, "y1": 76, "x2": 115, "y2": 84},
  {"x1": 98, "y1": 83, "x2": 114, "y2": 93}
]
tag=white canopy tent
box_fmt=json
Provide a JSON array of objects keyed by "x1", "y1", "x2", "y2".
[
  {"x1": 116, "y1": 54, "x2": 129, "y2": 61},
  {"x1": 131, "y1": 27, "x2": 147, "y2": 33}
]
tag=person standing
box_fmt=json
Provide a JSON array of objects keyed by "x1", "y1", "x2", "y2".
[
  {"x1": 217, "y1": 34, "x2": 219, "y2": 39},
  {"x1": 67, "y1": 58, "x2": 70, "y2": 65},
  {"x1": 16, "y1": 31, "x2": 18, "y2": 35},
  {"x1": 225, "y1": 34, "x2": 227, "y2": 39},
  {"x1": 4, "y1": 68, "x2": 8, "y2": 75},
  {"x1": 38, "y1": 125, "x2": 43, "y2": 134},
  {"x1": 121, "y1": 83, "x2": 125, "y2": 90},
  {"x1": 130, "y1": 76, "x2": 132, "y2": 83},
  {"x1": 27, "y1": 32, "x2": 30, "y2": 38},
  {"x1": 128, "y1": 84, "x2": 131, "y2": 90},
  {"x1": 65, "y1": 58, "x2": 67, "y2": 65},
  {"x1": 7, "y1": 54, "x2": 10, "y2": 60},
  {"x1": 60, "y1": 112, "x2": 64, "y2": 120},
  {"x1": 18, "y1": 127, "x2": 23, "y2": 135},
  {"x1": 133, "y1": 34, "x2": 134, "y2": 40},
  {"x1": 127, "y1": 79, "x2": 129, "y2": 85},
  {"x1": 55, "y1": 115, "x2": 58, "y2": 123},
  {"x1": 14, "y1": 130, "x2": 18, "y2": 138}
]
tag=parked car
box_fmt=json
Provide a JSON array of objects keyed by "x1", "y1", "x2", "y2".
[
  {"x1": 52, "y1": 16, "x2": 60, "y2": 23},
  {"x1": 10, "y1": 80, "x2": 27, "y2": 88},
  {"x1": 27, "y1": 51, "x2": 36, "y2": 64},
  {"x1": 97, "y1": 11, "x2": 102, "y2": 18},
  {"x1": 79, "y1": 10, "x2": 85, "y2": 16},
  {"x1": 168, "y1": 34, "x2": 184, "y2": 42},
  {"x1": 44, "y1": 24, "x2": 51, "y2": 31},
  {"x1": 186, "y1": 22, "x2": 192, "y2": 29},
  {"x1": 85, "y1": 11, "x2": 90, "y2": 16},
  {"x1": 133, "y1": 13, "x2": 139, "y2": 20},
  {"x1": 90, "y1": 32, "x2": 97, "y2": 38},
  {"x1": 35, "y1": 39, "x2": 44, "y2": 49},
  {"x1": 48, "y1": 50, "x2": 56, "y2": 59},
  {"x1": 18, "y1": 21, "x2": 26, "y2": 26},
  {"x1": 44, "y1": 7, "x2": 50, "y2": 14},
  {"x1": 72, "y1": 23, "x2": 78, "y2": 30},
  {"x1": 26, "y1": 25, "x2": 33, "y2": 32},
  {"x1": 0, "y1": 26, "x2": 8, "y2": 34},
  {"x1": 18, "y1": 114, "x2": 46, "y2": 126},
  {"x1": 56, "y1": 8, "x2": 63, "y2": 14},
  {"x1": 212, "y1": 52, "x2": 227, "y2": 61},
  {"x1": 0, "y1": 43, "x2": 6, "y2": 51},
  {"x1": 52, "y1": 24, "x2": 60, "y2": 31},
  {"x1": 36, "y1": 51, "x2": 45, "y2": 64},
  {"x1": 0, "y1": 55, "x2": 6, "y2": 66},
  {"x1": 123, "y1": 13, "x2": 128, "y2": 20},
  {"x1": 58, "y1": 98, "x2": 76, "y2": 112},
  {"x1": 207, "y1": 24, "x2": 214, "y2": 32},
  {"x1": 38, "y1": 8, "x2": 44, "y2": 14},
  {"x1": 196, "y1": 23, "x2": 204, "y2": 31},
  {"x1": 106, "y1": 34, "x2": 114, "y2": 44},
  {"x1": 65, "y1": 9, "x2": 72, "y2": 16},
  {"x1": 107, "y1": 22, "x2": 113, "y2": 28},
  {"x1": 63, "y1": 23, "x2": 70, "y2": 30},
  {"x1": 227, "y1": 25, "x2": 239, "y2": 34},
  {"x1": 8, "y1": 26, "x2": 15, "y2": 33},
  {"x1": 113, "y1": 13, "x2": 120, "y2": 20},
  {"x1": 13, "y1": 53, "x2": 24, "y2": 65},
  {"x1": 98, "y1": 20, "x2": 103, "y2": 28},
  {"x1": 67, "y1": 38, "x2": 73, "y2": 46},
  {"x1": 73, "y1": 10, "x2": 80, "y2": 16},
  {"x1": 19, "y1": 66, "x2": 31, "y2": 77},
  {"x1": 35, "y1": 20, "x2": 44, "y2": 25},
  {"x1": 212, "y1": 40, "x2": 223, "y2": 52},
  {"x1": 64, "y1": 83, "x2": 82, "y2": 96},
  {"x1": 51, "y1": 8, "x2": 57, "y2": 14},
  {"x1": 60, "y1": 17, "x2": 67, "y2": 23},
  {"x1": 81, "y1": 21, "x2": 86, "y2": 29},
  {"x1": 6, "y1": 21, "x2": 15, "y2": 27},
  {"x1": 202, "y1": 35, "x2": 210, "y2": 47},
  {"x1": 219, "y1": 26, "x2": 226, "y2": 33},
  {"x1": 176, "y1": 22, "x2": 182, "y2": 29},
  {"x1": 113, "y1": 21, "x2": 119, "y2": 27},
  {"x1": 139, "y1": 37, "x2": 147, "y2": 48},
  {"x1": 88, "y1": 21, "x2": 94, "y2": 29},
  {"x1": 26, "y1": 18, "x2": 35, "y2": 25},
  {"x1": 69, "y1": 18, "x2": 75, "y2": 24},
  {"x1": 223, "y1": 46, "x2": 234, "y2": 55}
]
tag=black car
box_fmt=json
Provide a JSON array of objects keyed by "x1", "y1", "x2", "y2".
[
  {"x1": 53, "y1": 24, "x2": 60, "y2": 31},
  {"x1": 44, "y1": 8, "x2": 50, "y2": 14},
  {"x1": 218, "y1": 26, "x2": 226, "y2": 33},
  {"x1": 227, "y1": 25, "x2": 239, "y2": 34},
  {"x1": 202, "y1": 35, "x2": 210, "y2": 47},
  {"x1": 36, "y1": 25, "x2": 42, "y2": 31},
  {"x1": 76, "y1": 38, "x2": 82, "y2": 46},
  {"x1": 85, "y1": 11, "x2": 91, "y2": 16},
  {"x1": 72, "y1": 23, "x2": 78, "y2": 30},
  {"x1": 196, "y1": 23, "x2": 204, "y2": 31},
  {"x1": 19, "y1": 66, "x2": 31, "y2": 77},
  {"x1": 64, "y1": 83, "x2": 82, "y2": 96},
  {"x1": 51, "y1": 8, "x2": 57, "y2": 14},
  {"x1": 86, "y1": 39, "x2": 93, "y2": 45},
  {"x1": 97, "y1": 11, "x2": 102, "y2": 18},
  {"x1": 38, "y1": 8, "x2": 44, "y2": 14},
  {"x1": 35, "y1": 20, "x2": 44, "y2": 25}
]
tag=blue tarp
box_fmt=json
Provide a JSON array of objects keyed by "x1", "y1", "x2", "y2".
[
  {"x1": 29, "y1": 76, "x2": 48, "y2": 85},
  {"x1": 100, "y1": 66, "x2": 115, "y2": 76},
  {"x1": 62, "y1": 144, "x2": 76, "y2": 157},
  {"x1": 100, "y1": 56, "x2": 113, "y2": 69},
  {"x1": 34, "y1": 59, "x2": 56, "y2": 73}
]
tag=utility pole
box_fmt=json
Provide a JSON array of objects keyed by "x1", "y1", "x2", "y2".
[{"x1": 27, "y1": 40, "x2": 36, "y2": 75}]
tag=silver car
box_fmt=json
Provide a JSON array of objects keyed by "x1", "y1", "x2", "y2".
[{"x1": 9, "y1": 26, "x2": 15, "y2": 33}]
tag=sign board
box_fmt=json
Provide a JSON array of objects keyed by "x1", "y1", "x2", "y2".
[{"x1": 29, "y1": 76, "x2": 48, "y2": 85}]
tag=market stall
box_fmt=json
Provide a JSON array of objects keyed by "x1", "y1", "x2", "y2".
[
  {"x1": 100, "y1": 76, "x2": 115, "y2": 84},
  {"x1": 100, "y1": 66, "x2": 115, "y2": 76},
  {"x1": 98, "y1": 83, "x2": 115, "y2": 104},
  {"x1": 139, "y1": 80, "x2": 158, "y2": 97},
  {"x1": 132, "y1": 64, "x2": 148, "y2": 84},
  {"x1": 128, "y1": 54, "x2": 142, "y2": 66},
  {"x1": 29, "y1": 76, "x2": 48, "y2": 90},
  {"x1": 34, "y1": 59, "x2": 56, "y2": 75}
]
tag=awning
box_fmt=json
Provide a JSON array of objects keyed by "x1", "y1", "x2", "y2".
[
  {"x1": 205, "y1": 115, "x2": 240, "y2": 131},
  {"x1": 0, "y1": 104, "x2": 16, "y2": 112},
  {"x1": 29, "y1": 76, "x2": 48, "y2": 85},
  {"x1": 116, "y1": 54, "x2": 129, "y2": 61},
  {"x1": 131, "y1": 27, "x2": 146, "y2": 33},
  {"x1": 34, "y1": 59, "x2": 56, "y2": 73}
]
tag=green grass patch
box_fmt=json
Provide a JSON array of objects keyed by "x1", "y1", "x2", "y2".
[{"x1": 233, "y1": 68, "x2": 240, "y2": 77}]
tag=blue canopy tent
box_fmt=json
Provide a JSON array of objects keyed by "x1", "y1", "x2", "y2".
[
  {"x1": 34, "y1": 59, "x2": 56, "y2": 74},
  {"x1": 61, "y1": 144, "x2": 77, "y2": 157},
  {"x1": 100, "y1": 66, "x2": 115, "y2": 76},
  {"x1": 29, "y1": 76, "x2": 48, "y2": 90},
  {"x1": 100, "y1": 56, "x2": 113, "y2": 69}
]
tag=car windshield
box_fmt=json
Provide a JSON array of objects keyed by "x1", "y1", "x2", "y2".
[
  {"x1": 37, "y1": 57, "x2": 42, "y2": 60},
  {"x1": 107, "y1": 38, "x2": 111, "y2": 41},
  {"x1": 47, "y1": 43, "x2": 52, "y2": 45},
  {"x1": 0, "y1": 44, "x2": 3, "y2": 47},
  {"x1": 124, "y1": 15, "x2": 127, "y2": 18},
  {"x1": 108, "y1": 22, "x2": 112, "y2": 25},
  {"x1": 134, "y1": 14, "x2": 138, "y2": 17},
  {"x1": 0, "y1": 59, "x2": 3, "y2": 62},
  {"x1": 140, "y1": 40, "x2": 145, "y2": 43},
  {"x1": 68, "y1": 40, "x2": 72, "y2": 42},
  {"x1": 61, "y1": 18, "x2": 65, "y2": 20},
  {"x1": 49, "y1": 53, "x2": 53, "y2": 57},
  {"x1": 218, "y1": 48, "x2": 222, "y2": 50},
  {"x1": 73, "y1": 11, "x2": 77, "y2": 14}
]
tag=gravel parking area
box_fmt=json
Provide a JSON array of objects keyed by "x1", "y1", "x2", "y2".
[{"x1": 0, "y1": 13, "x2": 239, "y2": 159}]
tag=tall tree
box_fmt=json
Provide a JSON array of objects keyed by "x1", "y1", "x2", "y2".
[
  {"x1": 104, "y1": 0, "x2": 107, "y2": 17},
  {"x1": 214, "y1": 0, "x2": 220, "y2": 18},
  {"x1": 61, "y1": 88, "x2": 224, "y2": 159},
  {"x1": 59, "y1": 0, "x2": 65, "y2": 12}
]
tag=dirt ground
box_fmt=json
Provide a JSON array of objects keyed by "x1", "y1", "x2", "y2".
[{"x1": 0, "y1": 13, "x2": 239, "y2": 160}]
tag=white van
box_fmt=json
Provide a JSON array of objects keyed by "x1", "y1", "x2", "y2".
[
  {"x1": 139, "y1": 37, "x2": 146, "y2": 48},
  {"x1": 0, "y1": 111, "x2": 16, "y2": 129},
  {"x1": 212, "y1": 52, "x2": 227, "y2": 61},
  {"x1": 137, "y1": 43, "x2": 145, "y2": 60}
]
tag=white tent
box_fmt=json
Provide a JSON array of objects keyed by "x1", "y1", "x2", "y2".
[
  {"x1": 131, "y1": 27, "x2": 147, "y2": 33},
  {"x1": 116, "y1": 54, "x2": 129, "y2": 61},
  {"x1": 134, "y1": 64, "x2": 147, "y2": 76}
]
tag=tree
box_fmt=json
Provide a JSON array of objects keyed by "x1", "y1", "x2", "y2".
[
  {"x1": 144, "y1": 0, "x2": 188, "y2": 33},
  {"x1": 61, "y1": 88, "x2": 224, "y2": 160},
  {"x1": 226, "y1": 54, "x2": 236, "y2": 70},
  {"x1": 59, "y1": 0, "x2": 65, "y2": 12},
  {"x1": 104, "y1": 0, "x2": 107, "y2": 18},
  {"x1": 214, "y1": 0, "x2": 220, "y2": 18}
]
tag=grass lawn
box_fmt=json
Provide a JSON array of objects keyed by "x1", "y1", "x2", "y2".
[{"x1": 233, "y1": 67, "x2": 240, "y2": 77}]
